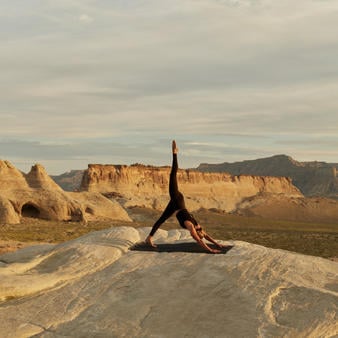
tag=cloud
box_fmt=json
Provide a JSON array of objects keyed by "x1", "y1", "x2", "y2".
[
  {"x1": 79, "y1": 14, "x2": 93, "y2": 23},
  {"x1": 0, "y1": 139, "x2": 170, "y2": 174},
  {"x1": 1, "y1": 0, "x2": 338, "y2": 172}
]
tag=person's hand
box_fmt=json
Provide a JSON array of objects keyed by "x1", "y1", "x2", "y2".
[
  {"x1": 145, "y1": 235, "x2": 157, "y2": 248},
  {"x1": 216, "y1": 243, "x2": 226, "y2": 249},
  {"x1": 209, "y1": 248, "x2": 222, "y2": 254}
]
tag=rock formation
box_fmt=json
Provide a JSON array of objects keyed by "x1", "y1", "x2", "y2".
[
  {"x1": 234, "y1": 193, "x2": 338, "y2": 223},
  {"x1": 26, "y1": 164, "x2": 64, "y2": 191},
  {"x1": 0, "y1": 226, "x2": 336, "y2": 337},
  {"x1": 0, "y1": 160, "x2": 131, "y2": 224},
  {"x1": 197, "y1": 154, "x2": 338, "y2": 199},
  {"x1": 80, "y1": 164, "x2": 302, "y2": 212},
  {"x1": 0, "y1": 160, "x2": 28, "y2": 190}
]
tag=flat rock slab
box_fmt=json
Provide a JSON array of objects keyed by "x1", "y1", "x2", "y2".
[{"x1": 0, "y1": 226, "x2": 337, "y2": 338}]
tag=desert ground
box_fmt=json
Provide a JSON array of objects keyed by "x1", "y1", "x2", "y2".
[
  {"x1": 1, "y1": 208, "x2": 337, "y2": 337},
  {"x1": 1, "y1": 207, "x2": 337, "y2": 260}
]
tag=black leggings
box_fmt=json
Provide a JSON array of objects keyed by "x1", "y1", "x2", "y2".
[{"x1": 149, "y1": 153, "x2": 186, "y2": 236}]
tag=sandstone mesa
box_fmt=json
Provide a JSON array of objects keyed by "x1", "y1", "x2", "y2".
[
  {"x1": 80, "y1": 163, "x2": 302, "y2": 212},
  {"x1": 79, "y1": 163, "x2": 338, "y2": 223},
  {"x1": 197, "y1": 154, "x2": 338, "y2": 199}
]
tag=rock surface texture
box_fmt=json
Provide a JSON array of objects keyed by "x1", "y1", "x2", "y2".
[
  {"x1": 80, "y1": 164, "x2": 303, "y2": 212},
  {"x1": 0, "y1": 160, "x2": 131, "y2": 224},
  {"x1": 0, "y1": 226, "x2": 337, "y2": 337}
]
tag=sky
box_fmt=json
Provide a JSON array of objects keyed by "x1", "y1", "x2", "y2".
[{"x1": 1, "y1": 0, "x2": 338, "y2": 174}]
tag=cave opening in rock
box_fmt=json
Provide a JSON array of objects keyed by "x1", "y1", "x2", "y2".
[
  {"x1": 21, "y1": 203, "x2": 41, "y2": 218},
  {"x1": 85, "y1": 207, "x2": 94, "y2": 215}
]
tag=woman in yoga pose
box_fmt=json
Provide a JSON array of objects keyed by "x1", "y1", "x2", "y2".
[{"x1": 145, "y1": 140, "x2": 225, "y2": 254}]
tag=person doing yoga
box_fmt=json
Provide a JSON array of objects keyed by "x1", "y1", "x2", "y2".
[{"x1": 145, "y1": 140, "x2": 225, "y2": 254}]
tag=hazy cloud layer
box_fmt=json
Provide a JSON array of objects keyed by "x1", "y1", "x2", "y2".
[{"x1": 1, "y1": 0, "x2": 338, "y2": 174}]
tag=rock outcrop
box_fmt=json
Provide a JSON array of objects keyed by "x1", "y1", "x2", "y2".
[
  {"x1": 197, "y1": 154, "x2": 338, "y2": 199},
  {"x1": 234, "y1": 193, "x2": 338, "y2": 223},
  {"x1": 0, "y1": 160, "x2": 29, "y2": 190},
  {"x1": 0, "y1": 226, "x2": 336, "y2": 337},
  {"x1": 80, "y1": 164, "x2": 302, "y2": 212},
  {"x1": 26, "y1": 164, "x2": 64, "y2": 191},
  {"x1": 0, "y1": 160, "x2": 131, "y2": 224}
]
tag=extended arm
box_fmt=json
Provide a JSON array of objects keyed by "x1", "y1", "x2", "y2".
[
  {"x1": 203, "y1": 233, "x2": 225, "y2": 249},
  {"x1": 185, "y1": 222, "x2": 221, "y2": 253}
]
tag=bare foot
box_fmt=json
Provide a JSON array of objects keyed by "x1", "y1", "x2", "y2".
[
  {"x1": 145, "y1": 235, "x2": 157, "y2": 248},
  {"x1": 172, "y1": 140, "x2": 178, "y2": 154}
]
